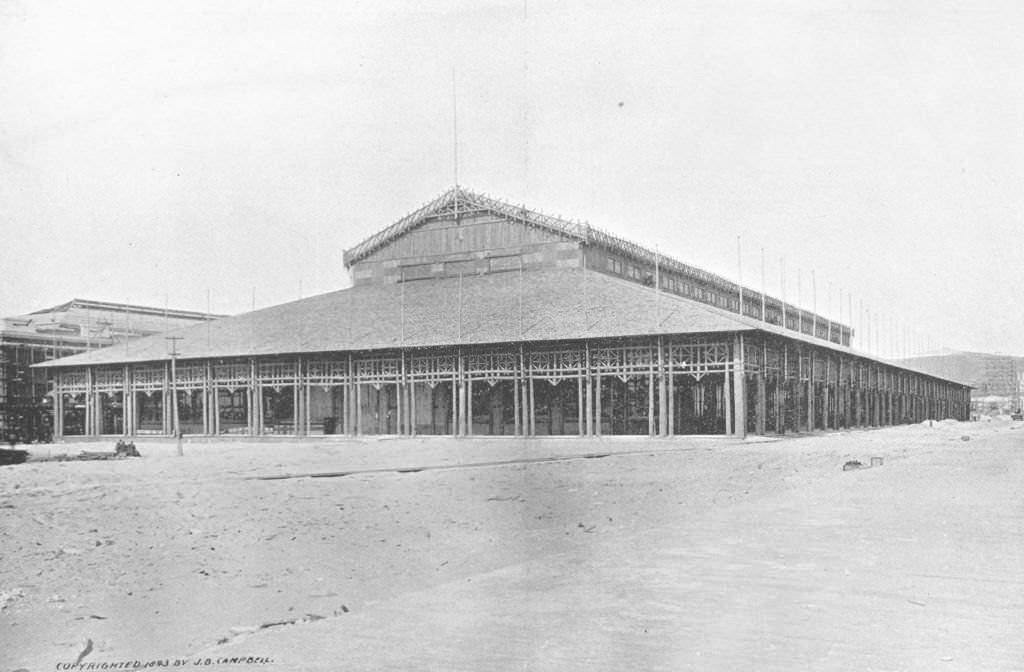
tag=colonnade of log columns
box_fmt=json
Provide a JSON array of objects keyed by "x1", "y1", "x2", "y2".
[{"x1": 54, "y1": 336, "x2": 973, "y2": 440}]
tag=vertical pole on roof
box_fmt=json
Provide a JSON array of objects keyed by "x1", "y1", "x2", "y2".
[
  {"x1": 582, "y1": 248, "x2": 589, "y2": 332},
  {"x1": 827, "y1": 282, "x2": 833, "y2": 342},
  {"x1": 736, "y1": 236, "x2": 743, "y2": 317},
  {"x1": 812, "y1": 270, "x2": 818, "y2": 338},
  {"x1": 655, "y1": 245, "x2": 661, "y2": 327},
  {"x1": 452, "y1": 67, "x2": 459, "y2": 192},
  {"x1": 206, "y1": 289, "x2": 212, "y2": 350},
  {"x1": 123, "y1": 300, "x2": 129, "y2": 356},
  {"x1": 250, "y1": 287, "x2": 256, "y2": 355},
  {"x1": 847, "y1": 291, "x2": 853, "y2": 347},
  {"x1": 760, "y1": 247, "x2": 766, "y2": 322},
  {"x1": 859, "y1": 299, "x2": 864, "y2": 352},
  {"x1": 797, "y1": 269, "x2": 802, "y2": 334},
  {"x1": 780, "y1": 257, "x2": 787, "y2": 331}
]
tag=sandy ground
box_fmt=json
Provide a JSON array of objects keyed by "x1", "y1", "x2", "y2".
[{"x1": 2, "y1": 422, "x2": 1023, "y2": 671}]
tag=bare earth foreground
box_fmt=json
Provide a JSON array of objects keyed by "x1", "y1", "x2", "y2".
[{"x1": 2, "y1": 422, "x2": 1023, "y2": 671}]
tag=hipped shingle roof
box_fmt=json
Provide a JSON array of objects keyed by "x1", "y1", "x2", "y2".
[{"x1": 36, "y1": 268, "x2": 755, "y2": 367}]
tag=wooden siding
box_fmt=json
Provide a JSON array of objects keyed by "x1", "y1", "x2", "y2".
[
  {"x1": 352, "y1": 214, "x2": 582, "y2": 285},
  {"x1": 361, "y1": 215, "x2": 570, "y2": 263}
]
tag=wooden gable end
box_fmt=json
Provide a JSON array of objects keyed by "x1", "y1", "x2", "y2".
[
  {"x1": 359, "y1": 212, "x2": 574, "y2": 262},
  {"x1": 351, "y1": 211, "x2": 582, "y2": 285}
]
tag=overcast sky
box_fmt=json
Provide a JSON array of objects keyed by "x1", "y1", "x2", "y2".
[{"x1": 2, "y1": 0, "x2": 1023, "y2": 356}]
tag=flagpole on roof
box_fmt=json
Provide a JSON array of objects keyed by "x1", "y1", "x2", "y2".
[
  {"x1": 811, "y1": 269, "x2": 818, "y2": 337},
  {"x1": 583, "y1": 246, "x2": 589, "y2": 332},
  {"x1": 780, "y1": 256, "x2": 786, "y2": 330},
  {"x1": 847, "y1": 290, "x2": 853, "y2": 347},
  {"x1": 736, "y1": 235, "x2": 743, "y2": 317},
  {"x1": 206, "y1": 289, "x2": 211, "y2": 350},
  {"x1": 250, "y1": 287, "x2": 256, "y2": 355},
  {"x1": 760, "y1": 247, "x2": 766, "y2": 322},
  {"x1": 797, "y1": 269, "x2": 802, "y2": 333},
  {"x1": 452, "y1": 67, "x2": 459, "y2": 192},
  {"x1": 827, "y1": 281, "x2": 833, "y2": 342},
  {"x1": 655, "y1": 245, "x2": 660, "y2": 328}
]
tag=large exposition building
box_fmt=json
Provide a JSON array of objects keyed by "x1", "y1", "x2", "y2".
[{"x1": 38, "y1": 188, "x2": 970, "y2": 440}]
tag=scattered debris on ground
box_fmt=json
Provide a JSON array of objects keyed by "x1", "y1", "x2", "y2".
[
  {"x1": 56, "y1": 441, "x2": 142, "y2": 462},
  {"x1": 0, "y1": 448, "x2": 29, "y2": 465}
]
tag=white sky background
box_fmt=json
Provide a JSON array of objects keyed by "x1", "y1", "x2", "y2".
[{"x1": 1, "y1": 0, "x2": 1022, "y2": 355}]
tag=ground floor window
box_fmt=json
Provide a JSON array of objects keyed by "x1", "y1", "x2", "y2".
[
  {"x1": 99, "y1": 391, "x2": 124, "y2": 435},
  {"x1": 470, "y1": 380, "x2": 515, "y2": 435},
  {"x1": 411, "y1": 381, "x2": 453, "y2": 435},
  {"x1": 599, "y1": 375, "x2": 654, "y2": 435},
  {"x1": 177, "y1": 389, "x2": 205, "y2": 435},
  {"x1": 136, "y1": 391, "x2": 163, "y2": 434},
  {"x1": 533, "y1": 379, "x2": 580, "y2": 436},
  {"x1": 357, "y1": 384, "x2": 397, "y2": 435},
  {"x1": 62, "y1": 393, "x2": 86, "y2": 436},
  {"x1": 671, "y1": 374, "x2": 726, "y2": 435},
  {"x1": 308, "y1": 385, "x2": 344, "y2": 435},
  {"x1": 261, "y1": 386, "x2": 294, "y2": 434},
  {"x1": 218, "y1": 388, "x2": 248, "y2": 434}
]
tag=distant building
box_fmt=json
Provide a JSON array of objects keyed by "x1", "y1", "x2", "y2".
[
  {"x1": 39, "y1": 188, "x2": 971, "y2": 440},
  {"x1": 904, "y1": 351, "x2": 1022, "y2": 415},
  {"x1": 1, "y1": 299, "x2": 220, "y2": 442}
]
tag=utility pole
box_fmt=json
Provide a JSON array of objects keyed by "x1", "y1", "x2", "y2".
[{"x1": 166, "y1": 335, "x2": 183, "y2": 456}]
